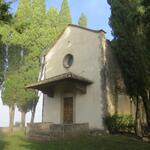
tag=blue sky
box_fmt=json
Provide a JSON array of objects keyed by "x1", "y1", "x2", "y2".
[{"x1": 10, "y1": 0, "x2": 112, "y2": 40}]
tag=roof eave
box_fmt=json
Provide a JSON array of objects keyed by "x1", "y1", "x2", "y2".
[{"x1": 26, "y1": 72, "x2": 93, "y2": 90}]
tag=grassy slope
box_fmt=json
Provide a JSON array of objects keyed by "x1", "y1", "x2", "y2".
[{"x1": 0, "y1": 132, "x2": 150, "y2": 150}]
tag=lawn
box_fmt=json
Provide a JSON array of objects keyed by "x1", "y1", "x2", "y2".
[{"x1": 0, "y1": 132, "x2": 150, "y2": 150}]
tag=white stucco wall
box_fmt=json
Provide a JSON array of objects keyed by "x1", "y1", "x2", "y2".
[{"x1": 42, "y1": 26, "x2": 105, "y2": 129}]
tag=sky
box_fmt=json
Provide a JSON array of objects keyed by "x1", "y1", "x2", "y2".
[
  {"x1": 0, "y1": 0, "x2": 112, "y2": 127},
  {"x1": 10, "y1": 0, "x2": 112, "y2": 39}
]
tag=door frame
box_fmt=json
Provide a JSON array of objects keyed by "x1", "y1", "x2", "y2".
[
  {"x1": 61, "y1": 92, "x2": 76, "y2": 124},
  {"x1": 63, "y1": 97, "x2": 73, "y2": 124}
]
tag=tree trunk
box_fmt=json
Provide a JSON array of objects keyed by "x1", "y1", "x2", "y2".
[
  {"x1": 142, "y1": 99, "x2": 150, "y2": 128},
  {"x1": 141, "y1": 90, "x2": 150, "y2": 129},
  {"x1": 21, "y1": 111, "x2": 26, "y2": 128},
  {"x1": 30, "y1": 103, "x2": 36, "y2": 124},
  {"x1": 135, "y1": 96, "x2": 143, "y2": 137},
  {"x1": 9, "y1": 105, "x2": 15, "y2": 133},
  {"x1": 20, "y1": 48, "x2": 24, "y2": 64},
  {"x1": 4, "y1": 45, "x2": 9, "y2": 78}
]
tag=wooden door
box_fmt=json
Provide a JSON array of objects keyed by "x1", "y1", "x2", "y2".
[{"x1": 63, "y1": 97, "x2": 73, "y2": 124}]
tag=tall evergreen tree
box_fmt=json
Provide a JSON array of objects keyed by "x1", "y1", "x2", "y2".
[
  {"x1": 143, "y1": 0, "x2": 150, "y2": 51},
  {"x1": 0, "y1": 0, "x2": 12, "y2": 84},
  {"x1": 14, "y1": 0, "x2": 31, "y2": 33},
  {"x1": 108, "y1": 0, "x2": 149, "y2": 136},
  {"x1": 1, "y1": 0, "x2": 73, "y2": 127},
  {"x1": 2, "y1": 72, "x2": 19, "y2": 132},
  {"x1": 141, "y1": 0, "x2": 150, "y2": 129},
  {"x1": 59, "y1": 0, "x2": 72, "y2": 30},
  {"x1": 0, "y1": 0, "x2": 11, "y2": 24},
  {"x1": 47, "y1": 7, "x2": 59, "y2": 30},
  {"x1": 16, "y1": 70, "x2": 38, "y2": 127},
  {"x1": 19, "y1": 51, "x2": 39, "y2": 124},
  {"x1": 32, "y1": 0, "x2": 46, "y2": 25},
  {"x1": 0, "y1": 46, "x2": 5, "y2": 84},
  {"x1": 1, "y1": 0, "x2": 39, "y2": 127},
  {"x1": 14, "y1": 0, "x2": 47, "y2": 125},
  {"x1": 46, "y1": 7, "x2": 60, "y2": 45},
  {"x1": 78, "y1": 13, "x2": 88, "y2": 28}
]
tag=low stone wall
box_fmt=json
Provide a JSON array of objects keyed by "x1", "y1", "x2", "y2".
[
  {"x1": 26, "y1": 122, "x2": 89, "y2": 140},
  {"x1": 49, "y1": 123, "x2": 89, "y2": 138},
  {"x1": 0, "y1": 127, "x2": 23, "y2": 134},
  {"x1": 26, "y1": 122, "x2": 53, "y2": 136}
]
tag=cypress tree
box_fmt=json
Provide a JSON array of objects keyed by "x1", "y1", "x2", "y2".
[
  {"x1": 59, "y1": 0, "x2": 72, "y2": 30},
  {"x1": 15, "y1": 0, "x2": 32, "y2": 33},
  {"x1": 0, "y1": 46, "x2": 5, "y2": 84},
  {"x1": 32, "y1": 0, "x2": 46, "y2": 25},
  {"x1": 78, "y1": 13, "x2": 88, "y2": 28},
  {"x1": 141, "y1": 0, "x2": 150, "y2": 129},
  {"x1": 16, "y1": 0, "x2": 47, "y2": 123},
  {"x1": 2, "y1": 72, "x2": 19, "y2": 132},
  {"x1": 0, "y1": 0, "x2": 11, "y2": 23},
  {"x1": 108, "y1": 0, "x2": 150, "y2": 134},
  {"x1": 46, "y1": 7, "x2": 60, "y2": 43},
  {"x1": 47, "y1": 7, "x2": 59, "y2": 28},
  {"x1": 0, "y1": 0, "x2": 11, "y2": 83}
]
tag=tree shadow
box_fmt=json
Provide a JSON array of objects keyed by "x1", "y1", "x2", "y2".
[
  {"x1": 20, "y1": 135, "x2": 150, "y2": 150},
  {"x1": 20, "y1": 136, "x2": 65, "y2": 150},
  {"x1": 0, "y1": 130, "x2": 9, "y2": 150}
]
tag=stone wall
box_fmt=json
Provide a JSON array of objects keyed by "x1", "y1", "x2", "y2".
[
  {"x1": 0, "y1": 127, "x2": 22, "y2": 133},
  {"x1": 26, "y1": 123, "x2": 89, "y2": 140},
  {"x1": 49, "y1": 123, "x2": 89, "y2": 138},
  {"x1": 26, "y1": 122, "x2": 53, "y2": 137}
]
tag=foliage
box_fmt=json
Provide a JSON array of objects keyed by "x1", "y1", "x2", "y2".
[
  {"x1": 0, "y1": 45, "x2": 5, "y2": 83},
  {"x1": 142, "y1": 0, "x2": 150, "y2": 90},
  {"x1": 0, "y1": 0, "x2": 12, "y2": 24},
  {"x1": 16, "y1": 55, "x2": 39, "y2": 113},
  {"x1": 78, "y1": 13, "x2": 87, "y2": 27},
  {"x1": 0, "y1": 0, "x2": 12, "y2": 83},
  {"x1": 108, "y1": 0, "x2": 146, "y2": 96},
  {"x1": 105, "y1": 115, "x2": 135, "y2": 133},
  {"x1": 8, "y1": 46, "x2": 22, "y2": 72},
  {"x1": 14, "y1": 122, "x2": 21, "y2": 127},
  {"x1": 1, "y1": 72, "x2": 19, "y2": 106},
  {"x1": 1, "y1": 0, "x2": 73, "y2": 125},
  {"x1": 32, "y1": 0, "x2": 46, "y2": 25},
  {"x1": 107, "y1": 0, "x2": 150, "y2": 128},
  {"x1": 46, "y1": 7, "x2": 60, "y2": 43},
  {"x1": 14, "y1": 0, "x2": 31, "y2": 34},
  {"x1": 59, "y1": 0, "x2": 72, "y2": 31}
]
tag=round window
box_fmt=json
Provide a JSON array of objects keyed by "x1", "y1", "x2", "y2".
[{"x1": 63, "y1": 54, "x2": 74, "y2": 68}]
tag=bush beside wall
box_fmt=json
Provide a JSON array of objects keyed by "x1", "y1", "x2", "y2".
[{"x1": 104, "y1": 115, "x2": 135, "y2": 134}]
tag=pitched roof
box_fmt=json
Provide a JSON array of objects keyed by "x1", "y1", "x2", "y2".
[{"x1": 68, "y1": 24, "x2": 106, "y2": 33}]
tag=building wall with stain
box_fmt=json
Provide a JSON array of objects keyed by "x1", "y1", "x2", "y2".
[{"x1": 42, "y1": 25, "x2": 135, "y2": 130}]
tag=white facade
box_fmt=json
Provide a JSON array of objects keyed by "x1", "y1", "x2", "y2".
[
  {"x1": 42, "y1": 25, "x2": 106, "y2": 129},
  {"x1": 40, "y1": 25, "x2": 133, "y2": 130}
]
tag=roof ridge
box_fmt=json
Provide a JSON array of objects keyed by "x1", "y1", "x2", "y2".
[{"x1": 68, "y1": 24, "x2": 106, "y2": 33}]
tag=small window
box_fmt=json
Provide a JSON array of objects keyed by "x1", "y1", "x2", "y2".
[{"x1": 63, "y1": 54, "x2": 74, "y2": 68}]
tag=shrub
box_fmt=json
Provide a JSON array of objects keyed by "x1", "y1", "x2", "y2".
[
  {"x1": 104, "y1": 115, "x2": 135, "y2": 134},
  {"x1": 14, "y1": 122, "x2": 21, "y2": 127}
]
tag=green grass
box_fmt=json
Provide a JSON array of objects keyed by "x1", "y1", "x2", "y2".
[{"x1": 0, "y1": 132, "x2": 150, "y2": 150}]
